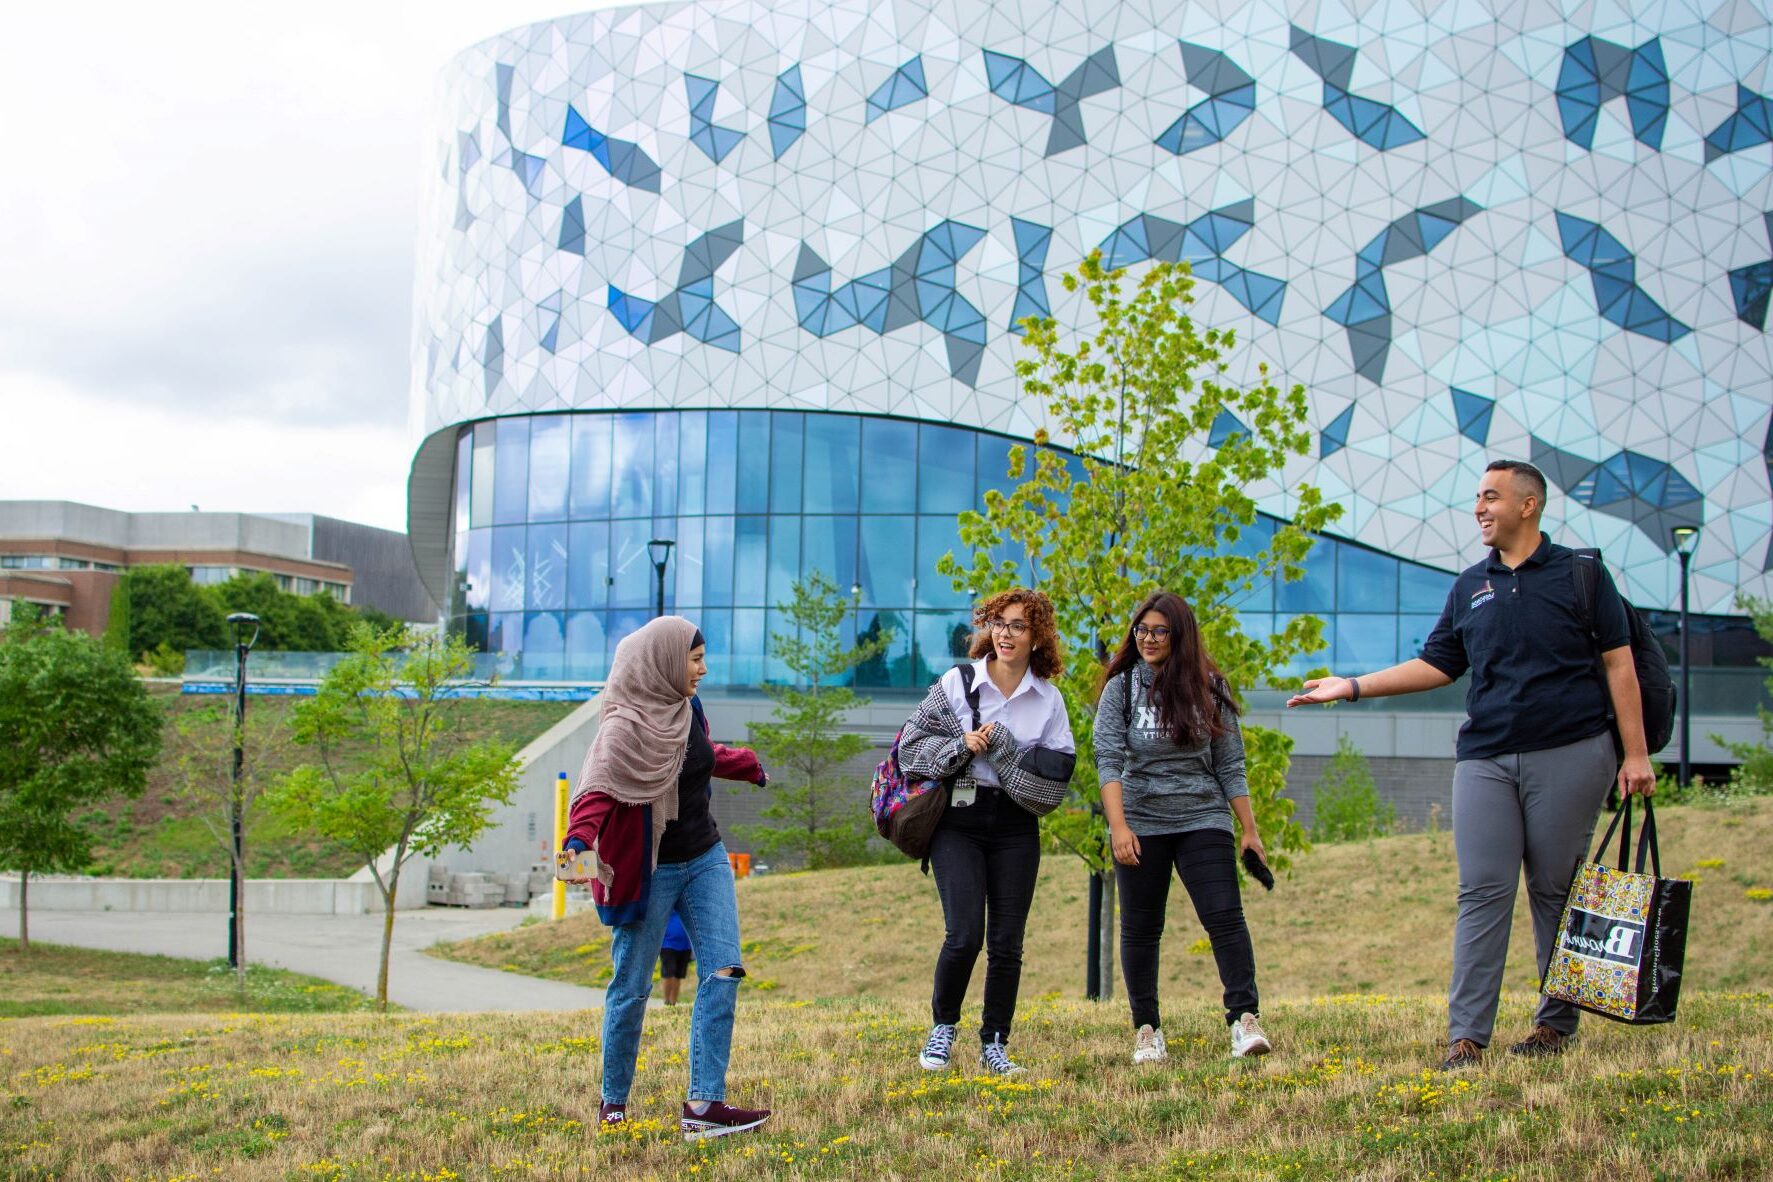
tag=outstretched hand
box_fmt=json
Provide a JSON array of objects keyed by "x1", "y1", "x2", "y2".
[{"x1": 1286, "y1": 676, "x2": 1354, "y2": 708}]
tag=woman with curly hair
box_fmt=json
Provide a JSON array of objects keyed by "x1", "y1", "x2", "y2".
[
  {"x1": 1095, "y1": 591, "x2": 1271, "y2": 1064},
  {"x1": 898, "y1": 588, "x2": 1076, "y2": 1076}
]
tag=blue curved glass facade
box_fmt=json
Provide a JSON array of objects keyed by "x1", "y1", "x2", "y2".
[{"x1": 446, "y1": 409, "x2": 1470, "y2": 688}]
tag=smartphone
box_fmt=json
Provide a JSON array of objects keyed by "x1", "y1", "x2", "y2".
[
  {"x1": 1241, "y1": 847, "x2": 1275, "y2": 891},
  {"x1": 556, "y1": 848, "x2": 598, "y2": 882}
]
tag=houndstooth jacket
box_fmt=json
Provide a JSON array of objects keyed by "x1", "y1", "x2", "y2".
[{"x1": 897, "y1": 679, "x2": 1076, "y2": 816}]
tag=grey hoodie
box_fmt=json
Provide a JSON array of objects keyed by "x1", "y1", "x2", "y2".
[{"x1": 1094, "y1": 661, "x2": 1248, "y2": 837}]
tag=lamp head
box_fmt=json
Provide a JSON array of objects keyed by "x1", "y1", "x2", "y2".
[
  {"x1": 226, "y1": 612, "x2": 261, "y2": 650},
  {"x1": 647, "y1": 538, "x2": 676, "y2": 567},
  {"x1": 1672, "y1": 525, "x2": 1700, "y2": 556}
]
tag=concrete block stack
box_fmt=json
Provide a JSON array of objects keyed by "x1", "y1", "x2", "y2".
[
  {"x1": 427, "y1": 864, "x2": 450, "y2": 905},
  {"x1": 436, "y1": 871, "x2": 503, "y2": 908},
  {"x1": 527, "y1": 862, "x2": 555, "y2": 897}
]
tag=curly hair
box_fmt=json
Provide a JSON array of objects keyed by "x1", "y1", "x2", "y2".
[{"x1": 966, "y1": 587, "x2": 1064, "y2": 679}]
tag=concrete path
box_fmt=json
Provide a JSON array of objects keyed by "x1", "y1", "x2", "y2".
[{"x1": 31, "y1": 906, "x2": 609, "y2": 1013}]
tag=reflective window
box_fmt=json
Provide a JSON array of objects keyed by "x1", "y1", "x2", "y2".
[
  {"x1": 918, "y1": 424, "x2": 975, "y2": 513},
  {"x1": 565, "y1": 610, "x2": 608, "y2": 679},
  {"x1": 702, "y1": 516, "x2": 735, "y2": 607},
  {"x1": 801, "y1": 516, "x2": 858, "y2": 594},
  {"x1": 527, "y1": 524, "x2": 568, "y2": 611},
  {"x1": 493, "y1": 419, "x2": 530, "y2": 525},
  {"x1": 861, "y1": 419, "x2": 917, "y2": 512},
  {"x1": 570, "y1": 415, "x2": 613, "y2": 520},
  {"x1": 771, "y1": 412, "x2": 804, "y2": 514},
  {"x1": 674, "y1": 516, "x2": 705, "y2": 609},
  {"x1": 677, "y1": 411, "x2": 707, "y2": 516},
  {"x1": 491, "y1": 526, "x2": 527, "y2": 611},
  {"x1": 1336, "y1": 613, "x2": 1397, "y2": 669},
  {"x1": 1398, "y1": 613, "x2": 1441, "y2": 659},
  {"x1": 736, "y1": 415, "x2": 771, "y2": 513},
  {"x1": 915, "y1": 611, "x2": 975, "y2": 684},
  {"x1": 612, "y1": 414, "x2": 654, "y2": 519},
  {"x1": 1400, "y1": 561, "x2": 1452, "y2": 613},
  {"x1": 733, "y1": 516, "x2": 768, "y2": 606},
  {"x1": 1276, "y1": 540, "x2": 1335, "y2": 612},
  {"x1": 470, "y1": 422, "x2": 496, "y2": 527},
  {"x1": 804, "y1": 415, "x2": 860, "y2": 513},
  {"x1": 464, "y1": 529, "x2": 491, "y2": 611},
  {"x1": 528, "y1": 417, "x2": 570, "y2": 523},
  {"x1": 453, "y1": 430, "x2": 472, "y2": 534},
  {"x1": 915, "y1": 515, "x2": 969, "y2": 609},
  {"x1": 524, "y1": 612, "x2": 565, "y2": 678},
  {"x1": 768, "y1": 516, "x2": 802, "y2": 606},
  {"x1": 653, "y1": 414, "x2": 680, "y2": 519},
  {"x1": 730, "y1": 608, "x2": 766, "y2": 685},
  {"x1": 567, "y1": 522, "x2": 609, "y2": 610},
  {"x1": 705, "y1": 412, "x2": 738, "y2": 515},
  {"x1": 610, "y1": 521, "x2": 655, "y2": 610},
  {"x1": 855, "y1": 609, "x2": 915, "y2": 688},
  {"x1": 977, "y1": 434, "x2": 1017, "y2": 504},
  {"x1": 859, "y1": 516, "x2": 915, "y2": 608},
  {"x1": 1337, "y1": 544, "x2": 1399, "y2": 613}
]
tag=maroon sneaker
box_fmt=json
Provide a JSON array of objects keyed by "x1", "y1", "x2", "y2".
[
  {"x1": 598, "y1": 1102, "x2": 627, "y2": 1130},
  {"x1": 680, "y1": 1100, "x2": 770, "y2": 1141}
]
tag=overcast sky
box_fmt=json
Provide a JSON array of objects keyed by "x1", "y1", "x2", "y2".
[{"x1": 0, "y1": 1, "x2": 639, "y2": 531}]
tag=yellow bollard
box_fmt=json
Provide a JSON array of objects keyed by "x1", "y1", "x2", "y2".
[{"x1": 552, "y1": 772, "x2": 569, "y2": 920}]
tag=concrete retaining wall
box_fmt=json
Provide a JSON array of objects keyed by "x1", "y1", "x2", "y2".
[{"x1": 0, "y1": 875, "x2": 385, "y2": 915}]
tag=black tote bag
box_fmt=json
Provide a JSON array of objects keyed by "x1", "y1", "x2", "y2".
[{"x1": 1542, "y1": 797, "x2": 1690, "y2": 1025}]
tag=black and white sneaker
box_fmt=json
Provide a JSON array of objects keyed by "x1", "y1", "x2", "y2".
[
  {"x1": 978, "y1": 1038, "x2": 1026, "y2": 1076},
  {"x1": 919, "y1": 1022, "x2": 957, "y2": 1070},
  {"x1": 680, "y1": 1100, "x2": 770, "y2": 1141}
]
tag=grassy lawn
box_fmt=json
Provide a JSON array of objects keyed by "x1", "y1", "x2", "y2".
[
  {"x1": 432, "y1": 797, "x2": 1773, "y2": 1004},
  {"x1": 0, "y1": 940, "x2": 381, "y2": 1018},
  {"x1": 79, "y1": 691, "x2": 576, "y2": 881},
  {"x1": 1, "y1": 992, "x2": 1767, "y2": 1179}
]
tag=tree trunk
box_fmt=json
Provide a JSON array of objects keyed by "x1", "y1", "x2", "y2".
[
  {"x1": 1095, "y1": 871, "x2": 1115, "y2": 999},
  {"x1": 376, "y1": 870, "x2": 400, "y2": 1011},
  {"x1": 17, "y1": 869, "x2": 27, "y2": 955}
]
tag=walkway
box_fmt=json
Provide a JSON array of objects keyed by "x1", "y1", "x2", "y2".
[{"x1": 30, "y1": 906, "x2": 609, "y2": 1013}]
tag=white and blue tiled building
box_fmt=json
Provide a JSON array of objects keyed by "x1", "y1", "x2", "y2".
[{"x1": 407, "y1": 0, "x2": 1773, "y2": 695}]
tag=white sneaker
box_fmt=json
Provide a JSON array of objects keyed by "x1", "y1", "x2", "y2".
[
  {"x1": 978, "y1": 1038, "x2": 1026, "y2": 1076},
  {"x1": 1132, "y1": 1024, "x2": 1167, "y2": 1064},
  {"x1": 1231, "y1": 1013, "x2": 1271, "y2": 1058},
  {"x1": 919, "y1": 1023, "x2": 957, "y2": 1070}
]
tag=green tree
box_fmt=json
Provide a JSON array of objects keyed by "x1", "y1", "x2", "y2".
[
  {"x1": 209, "y1": 573, "x2": 357, "y2": 652},
  {"x1": 1309, "y1": 735, "x2": 1395, "y2": 842},
  {"x1": 940, "y1": 253, "x2": 1343, "y2": 986},
  {"x1": 0, "y1": 606, "x2": 161, "y2": 952},
  {"x1": 745, "y1": 573, "x2": 891, "y2": 868},
  {"x1": 267, "y1": 625, "x2": 521, "y2": 1008},
  {"x1": 116, "y1": 564, "x2": 227, "y2": 661},
  {"x1": 1713, "y1": 594, "x2": 1773, "y2": 791}
]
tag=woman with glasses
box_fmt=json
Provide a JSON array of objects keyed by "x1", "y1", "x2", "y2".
[
  {"x1": 1095, "y1": 591, "x2": 1272, "y2": 1064},
  {"x1": 899, "y1": 588, "x2": 1075, "y2": 1075}
]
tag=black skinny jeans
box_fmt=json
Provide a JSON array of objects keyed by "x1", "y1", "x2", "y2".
[
  {"x1": 929, "y1": 789, "x2": 1040, "y2": 1044},
  {"x1": 1116, "y1": 827, "x2": 1258, "y2": 1029}
]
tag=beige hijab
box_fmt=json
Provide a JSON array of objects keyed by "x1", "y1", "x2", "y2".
[{"x1": 572, "y1": 616, "x2": 701, "y2": 865}]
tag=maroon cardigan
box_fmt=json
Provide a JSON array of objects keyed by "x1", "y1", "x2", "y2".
[{"x1": 565, "y1": 698, "x2": 762, "y2": 926}]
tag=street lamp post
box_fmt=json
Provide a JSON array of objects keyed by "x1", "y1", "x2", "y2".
[
  {"x1": 225, "y1": 612, "x2": 260, "y2": 970},
  {"x1": 1672, "y1": 526, "x2": 1699, "y2": 788},
  {"x1": 647, "y1": 539, "x2": 675, "y2": 619}
]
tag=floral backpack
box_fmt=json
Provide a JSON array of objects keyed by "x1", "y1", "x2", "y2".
[{"x1": 869, "y1": 665, "x2": 979, "y2": 860}]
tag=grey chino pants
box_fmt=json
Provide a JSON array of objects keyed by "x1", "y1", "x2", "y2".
[{"x1": 1447, "y1": 730, "x2": 1616, "y2": 1045}]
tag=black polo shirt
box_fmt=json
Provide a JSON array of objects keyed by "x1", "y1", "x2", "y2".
[{"x1": 1418, "y1": 533, "x2": 1630, "y2": 761}]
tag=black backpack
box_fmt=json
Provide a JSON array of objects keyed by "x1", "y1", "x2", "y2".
[{"x1": 1573, "y1": 549, "x2": 1675, "y2": 755}]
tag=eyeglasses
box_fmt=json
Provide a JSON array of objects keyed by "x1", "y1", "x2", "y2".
[
  {"x1": 987, "y1": 618, "x2": 1030, "y2": 637},
  {"x1": 1133, "y1": 624, "x2": 1172, "y2": 640}
]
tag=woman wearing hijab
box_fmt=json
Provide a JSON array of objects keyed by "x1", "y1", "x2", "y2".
[
  {"x1": 559, "y1": 616, "x2": 771, "y2": 1140},
  {"x1": 1094, "y1": 591, "x2": 1271, "y2": 1065}
]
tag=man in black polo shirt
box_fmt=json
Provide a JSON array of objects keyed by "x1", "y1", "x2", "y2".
[{"x1": 1286, "y1": 459, "x2": 1654, "y2": 1068}]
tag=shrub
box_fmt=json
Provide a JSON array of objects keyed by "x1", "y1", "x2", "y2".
[{"x1": 1310, "y1": 735, "x2": 1395, "y2": 843}]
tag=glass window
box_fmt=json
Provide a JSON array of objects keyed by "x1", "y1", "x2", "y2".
[
  {"x1": 1398, "y1": 613, "x2": 1441, "y2": 659},
  {"x1": 527, "y1": 524, "x2": 568, "y2": 611},
  {"x1": 470, "y1": 422, "x2": 496, "y2": 527},
  {"x1": 697, "y1": 609, "x2": 734, "y2": 680},
  {"x1": 861, "y1": 419, "x2": 917, "y2": 512},
  {"x1": 1276, "y1": 540, "x2": 1335, "y2": 612},
  {"x1": 733, "y1": 516, "x2": 768, "y2": 606},
  {"x1": 605, "y1": 610, "x2": 650, "y2": 660},
  {"x1": 730, "y1": 608, "x2": 766, "y2": 686},
  {"x1": 489, "y1": 611, "x2": 524, "y2": 655},
  {"x1": 523, "y1": 612, "x2": 565, "y2": 679},
  {"x1": 765, "y1": 608, "x2": 797, "y2": 684},
  {"x1": 464, "y1": 612, "x2": 489, "y2": 653},
  {"x1": 612, "y1": 413, "x2": 654, "y2": 519},
  {"x1": 916, "y1": 515, "x2": 970, "y2": 609},
  {"x1": 854, "y1": 609, "x2": 914, "y2": 688},
  {"x1": 651, "y1": 519, "x2": 679, "y2": 617},
  {"x1": 1400, "y1": 561, "x2": 1453, "y2": 613},
  {"x1": 528, "y1": 417, "x2": 570, "y2": 523},
  {"x1": 677, "y1": 411, "x2": 707, "y2": 516},
  {"x1": 491, "y1": 526, "x2": 527, "y2": 612},
  {"x1": 702, "y1": 516, "x2": 734, "y2": 606},
  {"x1": 859, "y1": 516, "x2": 915, "y2": 608},
  {"x1": 770, "y1": 412, "x2": 804, "y2": 515},
  {"x1": 654, "y1": 414, "x2": 680, "y2": 519},
  {"x1": 1336, "y1": 614, "x2": 1397, "y2": 669},
  {"x1": 569, "y1": 415, "x2": 613, "y2": 520},
  {"x1": 1276, "y1": 614, "x2": 1334, "y2": 677},
  {"x1": 493, "y1": 419, "x2": 530, "y2": 525},
  {"x1": 918, "y1": 424, "x2": 975, "y2": 514},
  {"x1": 565, "y1": 610, "x2": 608, "y2": 681},
  {"x1": 977, "y1": 433, "x2": 1017, "y2": 504},
  {"x1": 804, "y1": 414, "x2": 860, "y2": 513},
  {"x1": 1337, "y1": 545, "x2": 1399, "y2": 613},
  {"x1": 736, "y1": 414, "x2": 771, "y2": 513},
  {"x1": 674, "y1": 516, "x2": 705, "y2": 609},
  {"x1": 705, "y1": 412, "x2": 738, "y2": 516},
  {"x1": 464, "y1": 529, "x2": 490, "y2": 611},
  {"x1": 567, "y1": 522, "x2": 610, "y2": 610},
  {"x1": 610, "y1": 521, "x2": 654, "y2": 610},
  {"x1": 453, "y1": 429, "x2": 472, "y2": 534},
  {"x1": 768, "y1": 516, "x2": 802, "y2": 607},
  {"x1": 801, "y1": 516, "x2": 858, "y2": 595},
  {"x1": 915, "y1": 611, "x2": 975, "y2": 685},
  {"x1": 451, "y1": 526, "x2": 469, "y2": 614}
]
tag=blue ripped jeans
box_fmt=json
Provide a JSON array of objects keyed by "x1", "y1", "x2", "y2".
[{"x1": 602, "y1": 842, "x2": 744, "y2": 1104}]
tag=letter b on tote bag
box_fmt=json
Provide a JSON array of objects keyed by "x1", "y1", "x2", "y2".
[{"x1": 1543, "y1": 798, "x2": 1690, "y2": 1024}]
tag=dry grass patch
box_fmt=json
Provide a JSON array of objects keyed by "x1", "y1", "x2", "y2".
[
  {"x1": 434, "y1": 798, "x2": 1773, "y2": 1004},
  {"x1": 1, "y1": 993, "x2": 1768, "y2": 1180}
]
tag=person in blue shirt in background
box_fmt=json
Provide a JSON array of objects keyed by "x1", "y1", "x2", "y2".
[{"x1": 660, "y1": 908, "x2": 693, "y2": 1006}]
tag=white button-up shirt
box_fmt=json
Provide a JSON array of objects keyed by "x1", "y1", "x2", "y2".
[{"x1": 942, "y1": 657, "x2": 1075, "y2": 787}]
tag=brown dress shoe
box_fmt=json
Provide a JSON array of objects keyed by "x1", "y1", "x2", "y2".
[
  {"x1": 1507, "y1": 1025, "x2": 1570, "y2": 1057},
  {"x1": 1440, "y1": 1038, "x2": 1484, "y2": 1070}
]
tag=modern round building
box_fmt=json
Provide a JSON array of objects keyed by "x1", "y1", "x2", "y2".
[{"x1": 408, "y1": 0, "x2": 1773, "y2": 689}]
